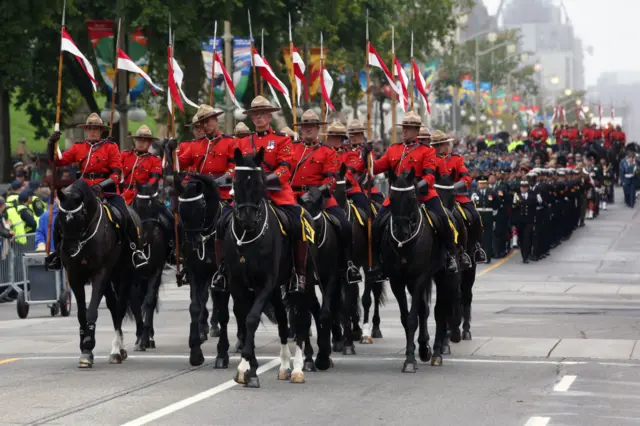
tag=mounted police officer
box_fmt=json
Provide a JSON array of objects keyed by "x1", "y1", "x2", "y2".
[
  {"x1": 45, "y1": 113, "x2": 147, "y2": 270},
  {"x1": 120, "y1": 125, "x2": 163, "y2": 205}
]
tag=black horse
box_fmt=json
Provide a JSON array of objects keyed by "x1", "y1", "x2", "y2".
[
  {"x1": 226, "y1": 148, "x2": 303, "y2": 387},
  {"x1": 298, "y1": 186, "x2": 340, "y2": 367},
  {"x1": 175, "y1": 173, "x2": 228, "y2": 367},
  {"x1": 55, "y1": 180, "x2": 134, "y2": 367},
  {"x1": 333, "y1": 164, "x2": 386, "y2": 346},
  {"x1": 379, "y1": 169, "x2": 454, "y2": 371},
  {"x1": 131, "y1": 183, "x2": 173, "y2": 351}
]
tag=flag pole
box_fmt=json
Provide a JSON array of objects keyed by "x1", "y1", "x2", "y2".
[
  {"x1": 391, "y1": 26, "x2": 396, "y2": 146},
  {"x1": 47, "y1": 0, "x2": 67, "y2": 257},
  {"x1": 109, "y1": 18, "x2": 122, "y2": 136},
  {"x1": 248, "y1": 10, "x2": 258, "y2": 97},
  {"x1": 288, "y1": 13, "x2": 297, "y2": 126},
  {"x1": 260, "y1": 29, "x2": 265, "y2": 96},
  {"x1": 209, "y1": 21, "x2": 218, "y2": 106},
  {"x1": 365, "y1": 9, "x2": 373, "y2": 272},
  {"x1": 320, "y1": 32, "x2": 326, "y2": 126},
  {"x1": 168, "y1": 28, "x2": 181, "y2": 277},
  {"x1": 365, "y1": 9, "x2": 372, "y2": 141},
  {"x1": 410, "y1": 31, "x2": 415, "y2": 111}
]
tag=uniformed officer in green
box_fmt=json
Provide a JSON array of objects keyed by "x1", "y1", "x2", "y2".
[
  {"x1": 5, "y1": 181, "x2": 22, "y2": 208},
  {"x1": 470, "y1": 174, "x2": 500, "y2": 263}
]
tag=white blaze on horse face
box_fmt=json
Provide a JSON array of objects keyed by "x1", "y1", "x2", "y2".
[
  {"x1": 238, "y1": 357, "x2": 250, "y2": 373},
  {"x1": 111, "y1": 331, "x2": 123, "y2": 355},
  {"x1": 279, "y1": 344, "x2": 291, "y2": 371},
  {"x1": 292, "y1": 345, "x2": 304, "y2": 373}
]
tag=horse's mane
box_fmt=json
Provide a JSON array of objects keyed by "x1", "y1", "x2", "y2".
[{"x1": 63, "y1": 179, "x2": 96, "y2": 207}]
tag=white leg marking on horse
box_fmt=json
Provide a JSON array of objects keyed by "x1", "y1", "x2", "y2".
[
  {"x1": 362, "y1": 322, "x2": 371, "y2": 339},
  {"x1": 111, "y1": 331, "x2": 123, "y2": 355},
  {"x1": 279, "y1": 344, "x2": 291, "y2": 371},
  {"x1": 237, "y1": 357, "x2": 250, "y2": 374},
  {"x1": 292, "y1": 345, "x2": 304, "y2": 374}
]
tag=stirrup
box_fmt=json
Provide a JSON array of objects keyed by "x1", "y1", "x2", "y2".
[
  {"x1": 346, "y1": 261, "x2": 363, "y2": 284},
  {"x1": 211, "y1": 269, "x2": 227, "y2": 292},
  {"x1": 289, "y1": 273, "x2": 306, "y2": 294},
  {"x1": 131, "y1": 244, "x2": 149, "y2": 269},
  {"x1": 474, "y1": 245, "x2": 488, "y2": 263},
  {"x1": 446, "y1": 254, "x2": 459, "y2": 273}
]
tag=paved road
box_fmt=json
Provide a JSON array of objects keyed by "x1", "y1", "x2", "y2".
[{"x1": 1, "y1": 189, "x2": 639, "y2": 426}]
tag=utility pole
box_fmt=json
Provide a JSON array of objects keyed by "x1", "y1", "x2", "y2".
[{"x1": 223, "y1": 21, "x2": 233, "y2": 134}]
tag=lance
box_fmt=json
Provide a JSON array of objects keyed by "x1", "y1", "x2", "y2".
[
  {"x1": 109, "y1": 19, "x2": 122, "y2": 136},
  {"x1": 365, "y1": 9, "x2": 373, "y2": 271},
  {"x1": 209, "y1": 21, "x2": 218, "y2": 106},
  {"x1": 248, "y1": 10, "x2": 258, "y2": 96},
  {"x1": 46, "y1": 0, "x2": 67, "y2": 257},
  {"x1": 410, "y1": 31, "x2": 415, "y2": 110},
  {"x1": 169, "y1": 31, "x2": 182, "y2": 277},
  {"x1": 288, "y1": 13, "x2": 297, "y2": 126},
  {"x1": 391, "y1": 25, "x2": 396, "y2": 146},
  {"x1": 260, "y1": 29, "x2": 265, "y2": 96},
  {"x1": 320, "y1": 32, "x2": 325, "y2": 126},
  {"x1": 365, "y1": 9, "x2": 372, "y2": 141}
]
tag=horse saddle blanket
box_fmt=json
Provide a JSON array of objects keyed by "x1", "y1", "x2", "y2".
[{"x1": 347, "y1": 201, "x2": 366, "y2": 226}]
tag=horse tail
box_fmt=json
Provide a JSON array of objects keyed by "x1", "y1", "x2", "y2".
[{"x1": 374, "y1": 279, "x2": 388, "y2": 307}]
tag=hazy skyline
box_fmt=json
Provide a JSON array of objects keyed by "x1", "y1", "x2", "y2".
[{"x1": 482, "y1": 0, "x2": 639, "y2": 87}]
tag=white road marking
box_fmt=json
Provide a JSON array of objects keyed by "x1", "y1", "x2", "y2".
[
  {"x1": 120, "y1": 358, "x2": 280, "y2": 426},
  {"x1": 554, "y1": 375, "x2": 577, "y2": 392},
  {"x1": 524, "y1": 416, "x2": 550, "y2": 426}
]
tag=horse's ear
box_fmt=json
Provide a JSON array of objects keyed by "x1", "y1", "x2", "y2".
[
  {"x1": 57, "y1": 188, "x2": 66, "y2": 204},
  {"x1": 408, "y1": 167, "x2": 416, "y2": 182},
  {"x1": 339, "y1": 163, "x2": 347, "y2": 178},
  {"x1": 233, "y1": 148, "x2": 244, "y2": 167},
  {"x1": 173, "y1": 173, "x2": 183, "y2": 193},
  {"x1": 389, "y1": 168, "x2": 397, "y2": 184},
  {"x1": 255, "y1": 147, "x2": 265, "y2": 167}
]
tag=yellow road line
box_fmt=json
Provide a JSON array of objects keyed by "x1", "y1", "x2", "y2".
[
  {"x1": 0, "y1": 358, "x2": 20, "y2": 365},
  {"x1": 478, "y1": 250, "x2": 516, "y2": 277}
]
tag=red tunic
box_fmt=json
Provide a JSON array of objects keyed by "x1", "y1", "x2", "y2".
[
  {"x1": 55, "y1": 139, "x2": 122, "y2": 190},
  {"x1": 235, "y1": 129, "x2": 296, "y2": 205},
  {"x1": 120, "y1": 150, "x2": 162, "y2": 204},
  {"x1": 372, "y1": 141, "x2": 437, "y2": 206},
  {"x1": 352, "y1": 149, "x2": 382, "y2": 195},
  {"x1": 567, "y1": 127, "x2": 579, "y2": 142},
  {"x1": 177, "y1": 134, "x2": 236, "y2": 200},
  {"x1": 582, "y1": 127, "x2": 594, "y2": 142},
  {"x1": 435, "y1": 154, "x2": 472, "y2": 203},
  {"x1": 290, "y1": 141, "x2": 339, "y2": 208},
  {"x1": 610, "y1": 131, "x2": 626, "y2": 144},
  {"x1": 339, "y1": 149, "x2": 363, "y2": 195},
  {"x1": 529, "y1": 127, "x2": 548, "y2": 142},
  {"x1": 592, "y1": 128, "x2": 603, "y2": 141}
]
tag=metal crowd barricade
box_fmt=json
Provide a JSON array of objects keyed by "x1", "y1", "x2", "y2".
[{"x1": 0, "y1": 233, "x2": 36, "y2": 299}]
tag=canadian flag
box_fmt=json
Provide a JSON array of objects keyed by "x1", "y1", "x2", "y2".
[
  {"x1": 117, "y1": 48, "x2": 163, "y2": 94},
  {"x1": 411, "y1": 59, "x2": 431, "y2": 115},
  {"x1": 213, "y1": 52, "x2": 243, "y2": 109},
  {"x1": 60, "y1": 28, "x2": 98, "y2": 91},
  {"x1": 252, "y1": 48, "x2": 292, "y2": 109},
  {"x1": 368, "y1": 44, "x2": 402, "y2": 101},
  {"x1": 393, "y1": 57, "x2": 409, "y2": 112},
  {"x1": 291, "y1": 45, "x2": 308, "y2": 104},
  {"x1": 320, "y1": 65, "x2": 335, "y2": 111}
]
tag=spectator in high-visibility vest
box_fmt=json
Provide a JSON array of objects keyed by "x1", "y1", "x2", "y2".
[
  {"x1": 3, "y1": 181, "x2": 23, "y2": 208},
  {"x1": 6, "y1": 191, "x2": 37, "y2": 243}
]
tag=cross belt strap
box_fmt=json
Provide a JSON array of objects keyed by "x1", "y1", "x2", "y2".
[{"x1": 77, "y1": 172, "x2": 110, "y2": 180}]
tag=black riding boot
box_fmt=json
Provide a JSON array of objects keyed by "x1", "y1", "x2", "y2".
[
  {"x1": 45, "y1": 226, "x2": 63, "y2": 271},
  {"x1": 474, "y1": 242, "x2": 488, "y2": 263},
  {"x1": 289, "y1": 239, "x2": 308, "y2": 294},
  {"x1": 211, "y1": 239, "x2": 227, "y2": 291}
]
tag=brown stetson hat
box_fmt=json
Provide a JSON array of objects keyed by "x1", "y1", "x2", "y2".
[
  {"x1": 347, "y1": 119, "x2": 367, "y2": 134},
  {"x1": 417, "y1": 126, "x2": 432, "y2": 140},
  {"x1": 192, "y1": 104, "x2": 224, "y2": 125},
  {"x1": 243, "y1": 95, "x2": 281, "y2": 116},
  {"x1": 396, "y1": 111, "x2": 422, "y2": 128},
  {"x1": 430, "y1": 129, "x2": 454, "y2": 145},
  {"x1": 127, "y1": 124, "x2": 159, "y2": 141},
  {"x1": 292, "y1": 109, "x2": 327, "y2": 127},
  {"x1": 323, "y1": 121, "x2": 347, "y2": 137},
  {"x1": 77, "y1": 112, "x2": 110, "y2": 129},
  {"x1": 234, "y1": 122, "x2": 251, "y2": 137}
]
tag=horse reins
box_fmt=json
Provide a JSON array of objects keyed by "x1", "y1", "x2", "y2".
[
  {"x1": 58, "y1": 200, "x2": 104, "y2": 258},
  {"x1": 388, "y1": 184, "x2": 424, "y2": 248}
]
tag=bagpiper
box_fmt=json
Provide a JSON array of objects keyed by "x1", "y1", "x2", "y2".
[
  {"x1": 45, "y1": 113, "x2": 147, "y2": 270},
  {"x1": 292, "y1": 111, "x2": 362, "y2": 283}
]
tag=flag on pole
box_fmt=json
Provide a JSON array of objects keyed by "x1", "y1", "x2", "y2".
[
  {"x1": 117, "y1": 48, "x2": 163, "y2": 94},
  {"x1": 214, "y1": 52, "x2": 243, "y2": 109},
  {"x1": 393, "y1": 57, "x2": 409, "y2": 112},
  {"x1": 169, "y1": 56, "x2": 199, "y2": 111},
  {"x1": 368, "y1": 43, "x2": 402, "y2": 101},
  {"x1": 291, "y1": 46, "x2": 308, "y2": 104},
  {"x1": 411, "y1": 60, "x2": 430, "y2": 115},
  {"x1": 320, "y1": 66, "x2": 335, "y2": 111},
  {"x1": 167, "y1": 45, "x2": 183, "y2": 113},
  {"x1": 61, "y1": 28, "x2": 98, "y2": 91},
  {"x1": 252, "y1": 48, "x2": 292, "y2": 109}
]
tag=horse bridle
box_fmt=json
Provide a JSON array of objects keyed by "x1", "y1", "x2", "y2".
[
  {"x1": 231, "y1": 166, "x2": 269, "y2": 246},
  {"x1": 58, "y1": 200, "x2": 103, "y2": 258},
  {"x1": 178, "y1": 191, "x2": 220, "y2": 261},
  {"x1": 388, "y1": 184, "x2": 423, "y2": 248}
]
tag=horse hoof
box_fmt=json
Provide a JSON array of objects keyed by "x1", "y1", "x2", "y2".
[
  {"x1": 441, "y1": 345, "x2": 451, "y2": 355},
  {"x1": 303, "y1": 360, "x2": 317, "y2": 372},
  {"x1": 120, "y1": 349, "x2": 128, "y2": 361},
  {"x1": 419, "y1": 345, "x2": 432, "y2": 363},
  {"x1": 332, "y1": 341, "x2": 344, "y2": 352},
  {"x1": 200, "y1": 333, "x2": 208, "y2": 344},
  {"x1": 329, "y1": 358, "x2": 334, "y2": 368},
  {"x1": 349, "y1": 328, "x2": 363, "y2": 341},
  {"x1": 278, "y1": 368, "x2": 292, "y2": 380},
  {"x1": 450, "y1": 328, "x2": 462, "y2": 344},
  {"x1": 371, "y1": 327, "x2": 383, "y2": 339},
  {"x1": 148, "y1": 338, "x2": 156, "y2": 349},
  {"x1": 109, "y1": 353, "x2": 123, "y2": 364},
  {"x1": 246, "y1": 376, "x2": 260, "y2": 388},
  {"x1": 78, "y1": 353, "x2": 93, "y2": 368},
  {"x1": 134, "y1": 342, "x2": 146, "y2": 352},
  {"x1": 214, "y1": 355, "x2": 229, "y2": 369},
  {"x1": 314, "y1": 356, "x2": 331, "y2": 371},
  {"x1": 462, "y1": 331, "x2": 472, "y2": 341},
  {"x1": 402, "y1": 360, "x2": 418, "y2": 373},
  {"x1": 234, "y1": 371, "x2": 245, "y2": 385},
  {"x1": 189, "y1": 347, "x2": 205, "y2": 367},
  {"x1": 210, "y1": 327, "x2": 221, "y2": 338},
  {"x1": 234, "y1": 341, "x2": 244, "y2": 353},
  {"x1": 342, "y1": 345, "x2": 356, "y2": 356},
  {"x1": 360, "y1": 335, "x2": 373, "y2": 344},
  {"x1": 290, "y1": 371, "x2": 305, "y2": 384},
  {"x1": 431, "y1": 355, "x2": 443, "y2": 366}
]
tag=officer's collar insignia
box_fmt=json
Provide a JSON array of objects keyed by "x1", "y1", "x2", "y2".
[{"x1": 267, "y1": 140, "x2": 276, "y2": 150}]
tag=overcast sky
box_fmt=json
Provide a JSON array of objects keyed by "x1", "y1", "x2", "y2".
[{"x1": 483, "y1": 0, "x2": 639, "y2": 87}]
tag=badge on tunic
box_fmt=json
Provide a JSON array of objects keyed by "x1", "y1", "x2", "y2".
[{"x1": 267, "y1": 140, "x2": 275, "y2": 150}]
